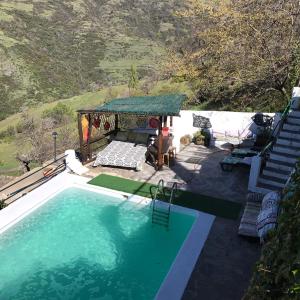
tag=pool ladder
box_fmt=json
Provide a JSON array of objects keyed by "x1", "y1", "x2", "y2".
[{"x1": 151, "y1": 179, "x2": 177, "y2": 228}]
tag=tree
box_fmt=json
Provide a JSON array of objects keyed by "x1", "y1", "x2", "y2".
[
  {"x1": 166, "y1": 0, "x2": 300, "y2": 111},
  {"x1": 15, "y1": 113, "x2": 78, "y2": 171},
  {"x1": 128, "y1": 64, "x2": 139, "y2": 95}
]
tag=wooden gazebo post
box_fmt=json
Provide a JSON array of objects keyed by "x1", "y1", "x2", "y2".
[
  {"x1": 157, "y1": 116, "x2": 163, "y2": 170},
  {"x1": 87, "y1": 113, "x2": 93, "y2": 160},
  {"x1": 77, "y1": 112, "x2": 85, "y2": 161}
]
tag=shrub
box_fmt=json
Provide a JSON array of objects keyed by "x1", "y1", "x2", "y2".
[
  {"x1": 0, "y1": 126, "x2": 15, "y2": 140},
  {"x1": 15, "y1": 113, "x2": 35, "y2": 134},
  {"x1": 244, "y1": 164, "x2": 300, "y2": 299},
  {"x1": 42, "y1": 102, "x2": 74, "y2": 124},
  {"x1": 0, "y1": 200, "x2": 6, "y2": 210}
]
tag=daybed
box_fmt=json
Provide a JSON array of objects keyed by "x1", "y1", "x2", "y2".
[{"x1": 93, "y1": 131, "x2": 149, "y2": 171}]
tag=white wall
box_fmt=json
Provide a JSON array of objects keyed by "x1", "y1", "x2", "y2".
[{"x1": 171, "y1": 110, "x2": 276, "y2": 152}]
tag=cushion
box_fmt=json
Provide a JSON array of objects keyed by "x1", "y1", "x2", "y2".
[
  {"x1": 261, "y1": 191, "x2": 281, "y2": 210},
  {"x1": 135, "y1": 133, "x2": 149, "y2": 145},
  {"x1": 238, "y1": 202, "x2": 261, "y2": 237},
  {"x1": 114, "y1": 131, "x2": 128, "y2": 142},
  {"x1": 127, "y1": 131, "x2": 137, "y2": 142},
  {"x1": 246, "y1": 192, "x2": 264, "y2": 203},
  {"x1": 256, "y1": 192, "x2": 280, "y2": 241}
]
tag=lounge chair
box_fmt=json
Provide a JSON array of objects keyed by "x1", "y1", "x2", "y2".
[
  {"x1": 238, "y1": 193, "x2": 264, "y2": 237},
  {"x1": 220, "y1": 148, "x2": 257, "y2": 171}
]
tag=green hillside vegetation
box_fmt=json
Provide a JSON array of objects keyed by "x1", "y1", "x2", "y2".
[
  {"x1": 0, "y1": 80, "x2": 192, "y2": 175},
  {"x1": 0, "y1": 0, "x2": 189, "y2": 120},
  {"x1": 245, "y1": 165, "x2": 300, "y2": 299}
]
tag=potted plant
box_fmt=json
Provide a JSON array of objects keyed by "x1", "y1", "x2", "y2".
[
  {"x1": 201, "y1": 129, "x2": 211, "y2": 147},
  {"x1": 193, "y1": 131, "x2": 205, "y2": 145},
  {"x1": 180, "y1": 134, "x2": 192, "y2": 146}
]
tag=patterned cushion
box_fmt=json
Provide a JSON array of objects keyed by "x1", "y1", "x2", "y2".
[
  {"x1": 93, "y1": 141, "x2": 147, "y2": 170},
  {"x1": 192, "y1": 114, "x2": 212, "y2": 128},
  {"x1": 134, "y1": 133, "x2": 149, "y2": 145},
  {"x1": 261, "y1": 191, "x2": 281, "y2": 210},
  {"x1": 127, "y1": 131, "x2": 137, "y2": 142},
  {"x1": 256, "y1": 192, "x2": 280, "y2": 241},
  {"x1": 114, "y1": 131, "x2": 128, "y2": 142}
]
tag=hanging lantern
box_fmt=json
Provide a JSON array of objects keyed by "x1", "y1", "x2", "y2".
[
  {"x1": 93, "y1": 116, "x2": 100, "y2": 128},
  {"x1": 104, "y1": 121, "x2": 111, "y2": 131},
  {"x1": 81, "y1": 115, "x2": 89, "y2": 143},
  {"x1": 149, "y1": 117, "x2": 159, "y2": 129}
]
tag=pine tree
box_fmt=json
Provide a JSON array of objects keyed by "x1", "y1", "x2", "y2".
[{"x1": 128, "y1": 65, "x2": 138, "y2": 95}]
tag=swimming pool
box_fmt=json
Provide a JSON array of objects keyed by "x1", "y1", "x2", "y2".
[{"x1": 0, "y1": 173, "x2": 215, "y2": 299}]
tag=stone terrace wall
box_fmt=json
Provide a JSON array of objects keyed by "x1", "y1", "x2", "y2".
[{"x1": 172, "y1": 110, "x2": 277, "y2": 152}]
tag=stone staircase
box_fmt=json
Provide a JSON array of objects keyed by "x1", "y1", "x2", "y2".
[{"x1": 256, "y1": 110, "x2": 300, "y2": 193}]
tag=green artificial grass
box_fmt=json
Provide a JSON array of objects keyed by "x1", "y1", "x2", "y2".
[{"x1": 88, "y1": 174, "x2": 242, "y2": 220}]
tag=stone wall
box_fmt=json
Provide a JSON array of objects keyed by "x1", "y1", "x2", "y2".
[{"x1": 171, "y1": 110, "x2": 277, "y2": 152}]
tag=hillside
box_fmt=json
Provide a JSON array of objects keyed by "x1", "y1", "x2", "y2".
[{"x1": 0, "y1": 0, "x2": 189, "y2": 120}]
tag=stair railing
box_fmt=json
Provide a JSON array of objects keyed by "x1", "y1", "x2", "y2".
[{"x1": 260, "y1": 100, "x2": 291, "y2": 158}]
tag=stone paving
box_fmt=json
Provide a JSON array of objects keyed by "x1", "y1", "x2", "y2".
[{"x1": 87, "y1": 143, "x2": 261, "y2": 300}]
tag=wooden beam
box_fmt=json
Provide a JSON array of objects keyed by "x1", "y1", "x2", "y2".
[
  {"x1": 163, "y1": 116, "x2": 167, "y2": 127},
  {"x1": 115, "y1": 114, "x2": 119, "y2": 131},
  {"x1": 77, "y1": 113, "x2": 85, "y2": 162},
  {"x1": 157, "y1": 116, "x2": 163, "y2": 170},
  {"x1": 87, "y1": 113, "x2": 93, "y2": 161}
]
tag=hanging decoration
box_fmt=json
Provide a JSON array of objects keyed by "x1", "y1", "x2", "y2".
[
  {"x1": 93, "y1": 116, "x2": 101, "y2": 129},
  {"x1": 81, "y1": 115, "x2": 89, "y2": 143},
  {"x1": 149, "y1": 117, "x2": 159, "y2": 129},
  {"x1": 136, "y1": 116, "x2": 147, "y2": 128},
  {"x1": 104, "y1": 121, "x2": 111, "y2": 131}
]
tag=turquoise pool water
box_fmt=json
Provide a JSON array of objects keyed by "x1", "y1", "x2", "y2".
[{"x1": 0, "y1": 187, "x2": 195, "y2": 300}]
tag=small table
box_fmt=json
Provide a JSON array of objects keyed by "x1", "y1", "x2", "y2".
[{"x1": 163, "y1": 146, "x2": 177, "y2": 167}]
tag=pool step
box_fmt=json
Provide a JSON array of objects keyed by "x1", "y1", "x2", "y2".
[
  {"x1": 151, "y1": 180, "x2": 178, "y2": 229},
  {"x1": 152, "y1": 207, "x2": 170, "y2": 227}
]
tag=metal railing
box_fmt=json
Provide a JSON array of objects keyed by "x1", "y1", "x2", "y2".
[
  {"x1": 0, "y1": 155, "x2": 67, "y2": 205},
  {"x1": 151, "y1": 180, "x2": 178, "y2": 228},
  {"x1": 260, "y1": 101, "x2": 291, "y2": 157}
]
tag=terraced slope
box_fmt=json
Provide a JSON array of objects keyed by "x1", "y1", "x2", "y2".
[{"x1": 0, "y1": 0, "x2": 188, "y2": 120}]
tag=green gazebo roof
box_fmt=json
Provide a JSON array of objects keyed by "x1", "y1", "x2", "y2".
[{"x1": 78, "y1": 94, "x2": 187, "y2": 116}]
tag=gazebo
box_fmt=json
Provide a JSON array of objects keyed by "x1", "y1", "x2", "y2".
[{"x1": 77, "y1": 94, "x2": 186, "y2": 170}]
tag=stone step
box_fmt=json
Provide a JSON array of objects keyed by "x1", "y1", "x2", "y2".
[
  {"x1": 279, "y1": 130, "x2": 300, "y2": 140},
  {"x1": 276, "y1": 137, "x2": 300, "y2": 148},
  {"x1": 263, "y1": 167, "x2": 290, "y2": 180},
  {"x1": 266, "y1": 159, "x2": 294, "y2": 172},
  {"x1": 270, "y1": 151, "x2": 298, "y2": 164},
  {"x1": 256, "y1": 181, "x2": 283, "y2": 192},
  {"x1": 273, "y1": 144, "x2": 300, "y2": 156},
  {"x1": 287, "y1": 116, "x2": 300, "y2": 125},
  {"x1": 257, "y1": 175, "x2": 286, "y2": 188},
  {"x1": 283, "y1": 123, "x2": 300, "y2": 132},
  {"x1": 289, "y1": 110, "x2": 300, "y2": 118}
]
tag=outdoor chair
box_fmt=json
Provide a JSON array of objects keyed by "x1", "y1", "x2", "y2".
[
  {"x1": 146, "y1": 136, "x2": 172, "y2": 170},
  {"x1": 238, "y1": 193, "x2": 264, "y2": 237},
  {"x1": 220, "y1": 148, "x2": 257, "y2": 171}
]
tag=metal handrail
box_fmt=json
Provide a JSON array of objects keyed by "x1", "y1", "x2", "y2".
[
  {"x1": 5, "y1": 162, "x2": 66, "y2": 201},
  {"x1": 260, "y1": 101, "x2": 291, "y2": 157},
  {"x1": 169, "y1": 182, "x2": 178, "y2": 205},
  {"x1": 0, "y1": 155, "x2": 67, "y2": 194},
  {"x1": 153, "y1": 179, "x2": 166, "y2": 201}
]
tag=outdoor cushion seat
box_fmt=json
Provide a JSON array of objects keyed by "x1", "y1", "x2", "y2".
[
  {"x1": 231, "y1": 148, "x2": 258, "y2": 158},
  {"x1": 238, "y1": 201, "x2": 261, "y2": 237},
  {"x1": 220, "y1": 155, "x2": 252, "y2": 171}
]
